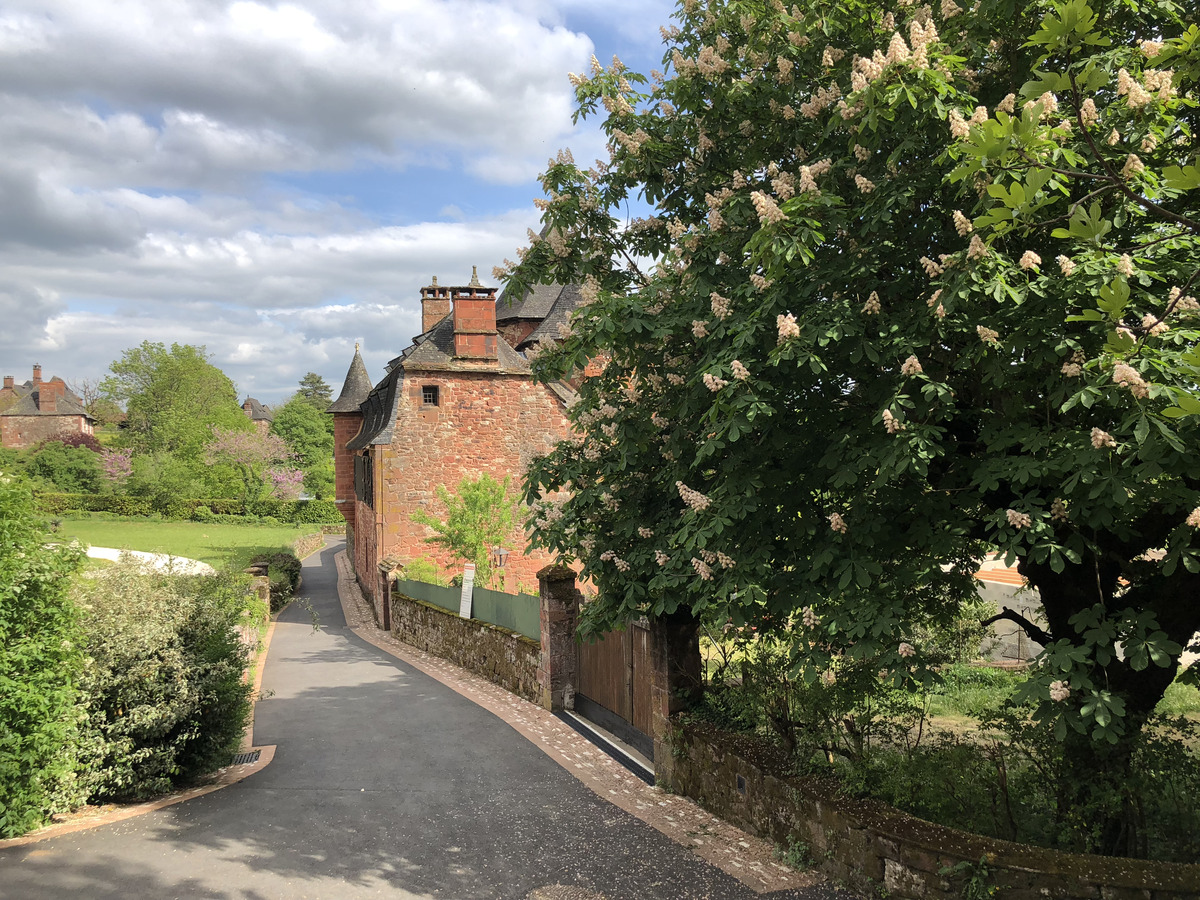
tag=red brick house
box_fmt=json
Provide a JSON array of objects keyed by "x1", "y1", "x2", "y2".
[
  {"x1": 331, "y1": 269, "x2": 584, "y2": 602},
  {"x1": 241, "y1": 397, "x2": 274, "y2": 434},
  {"x1": 0, "y1": 365, "x2": 95, "y2": 449}
]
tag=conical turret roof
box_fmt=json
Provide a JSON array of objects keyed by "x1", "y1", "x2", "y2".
[{"x1": 327, "y1": 345, "x2": 373, "y2": 413}]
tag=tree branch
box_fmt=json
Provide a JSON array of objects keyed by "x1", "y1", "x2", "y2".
[
  {"x1": 1069, "y1": 71, "x2": 1200, "y2": 234},
  {"x1": 980, "y1": 606, "x2": 1052, "y2": 647}
]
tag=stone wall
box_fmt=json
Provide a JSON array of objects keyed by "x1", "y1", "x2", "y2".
[
  {"x1": 292, "y1": 532, "x2": 326, "y2": 560},
  {"x1": 667, "y1": 720, "x2": 1200, "y2": 900},
  {"x1": 390, "y1": 590, "x2": 540, "y2": 703},
  {"x1": 0, "y1": 413, "x2": 89, "y2": 449}
]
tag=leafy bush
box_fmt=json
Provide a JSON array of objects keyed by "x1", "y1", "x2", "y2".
[
  {"x1": 34, "y1": 493, "x2": 343, "y2": 525},
  {"x1": 401, "y1": 556, "x2": 449, "y2": 586},
  {"x1": 71, "y1": 561, "x2": 256, "y2": 802},
  {"x1": 26, "y1": 442, "x2": 104, "y2": 494},
  {"x1": 249, "y1": 552, "x2": 302, "y2": 611},
  {"x1": 45, "y1": 432, "x2": 104, "y2": 453},
  {"x1": 0, "y1": 475, "x2": 85, "y2": 837}
]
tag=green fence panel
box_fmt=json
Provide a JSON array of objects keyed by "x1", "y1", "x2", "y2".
[
  {"x1": 392, "y1": 580, "x2": 540, "y2": 641},
  {"x1": 469, "y1": 586, "x2": 541, "y2": 641},
  {"x1": 395, "y1": 579, "x2": 460, "y2": 612}
]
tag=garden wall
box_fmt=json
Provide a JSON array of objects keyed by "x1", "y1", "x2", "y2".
[
  {"x1": 389, "y1": 590, "x2": 540, "y2": 704},
  {"x1": 667, "y1": 720, "x2": 1200, "y2": 900}
]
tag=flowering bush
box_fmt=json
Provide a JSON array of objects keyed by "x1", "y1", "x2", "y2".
[{"x1": 510, "y1": 0, "x2": 1199, "y2": 855}]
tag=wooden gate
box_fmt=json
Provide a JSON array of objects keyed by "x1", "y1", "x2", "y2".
[{"x1": 576, "y1": 620, "x2": 654, "y2": 759}]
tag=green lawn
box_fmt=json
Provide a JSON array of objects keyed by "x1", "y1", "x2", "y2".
[{"x1": 58, "y1": 518, "x2": 316, "y2": 570}]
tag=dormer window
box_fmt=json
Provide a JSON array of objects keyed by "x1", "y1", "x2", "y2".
[{"x1": 422, "y1": 385, "x2": 440, "y2": 406}]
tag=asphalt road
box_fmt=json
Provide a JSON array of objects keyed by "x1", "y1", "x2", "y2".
[{"x1": 0, "y1": 539, "x2": 854, "y2": 900}]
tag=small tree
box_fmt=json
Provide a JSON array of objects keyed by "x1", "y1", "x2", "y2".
[
  {"x1": 270, "y1": 396, "x2": 334, "y2": 498},
  {"x1": 203, "y1": 427, "x2": 292, "y2": 509},
  {"x1": 296, "y1": 372, "x2": 334, "y2": 417},
  {"x1": 411, "y1": 474, "x2": 519, "y2": 587}
]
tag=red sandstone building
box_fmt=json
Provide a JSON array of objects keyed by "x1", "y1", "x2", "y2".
[
  {"x1": 0, "y1": 365, "x2": 95, "y2": 449},
  {"x1": 329, "y1": 269, "x2": 583, "y2": 602}
]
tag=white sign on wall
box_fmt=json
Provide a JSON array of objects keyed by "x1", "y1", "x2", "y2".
[{"x1": 459, "y1": 563, "x2": 476, "y2": 619}]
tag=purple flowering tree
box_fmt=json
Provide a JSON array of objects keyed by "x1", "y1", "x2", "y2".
[
  {"x1": 204, "y1": 427, "x2": 292, "y2": 509},
  {"x1": 99, "y1": 448, "x2": 133, "y2": 486},
  {"x1": 266, "y1": 466, "x2": 305, "y2": 501}
]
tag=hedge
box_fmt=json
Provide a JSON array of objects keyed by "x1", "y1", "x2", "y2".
[{"x1": 34, "y1": 493, "x2": 342, "y2": 525}]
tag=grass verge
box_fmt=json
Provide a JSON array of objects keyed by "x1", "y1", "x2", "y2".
[{"x1": 58, "y1": 518, "x2": 315, "y2": 570}]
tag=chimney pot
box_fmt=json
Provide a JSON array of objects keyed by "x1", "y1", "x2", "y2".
[
  {"x1": 32, "y1": 364, "x2": 42, "y2": 385},
  {"x1": 421, "y1": 276, "x2": 451, "y2": 334}
]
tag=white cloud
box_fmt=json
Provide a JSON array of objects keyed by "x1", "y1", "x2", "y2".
[
  {"x1": 0, "y1": 0, "x2": 680, "y2": 402},
  {"x1": 0, "y1": 0, "x2": 595, "y2": 182}
]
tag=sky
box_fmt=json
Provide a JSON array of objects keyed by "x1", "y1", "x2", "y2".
[{"x1": 0, "y1": 0, "x2": 675, "y2": 405}]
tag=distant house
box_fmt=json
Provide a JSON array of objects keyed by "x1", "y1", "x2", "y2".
[
  {"x1": 241, "y1": 397, "x2": 274, "y2": 435},
  {"x1": 330, "y1": 268, "x2": 585, "y2": 601},
  {"x1": 0, "y1": 365, "x2": 95, "y2": 449}
]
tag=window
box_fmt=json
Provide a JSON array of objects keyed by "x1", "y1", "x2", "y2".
[
  {"x1": 354, "y1": 454, "x2": 374, "y2": 507},
  {"x1": 422, "y1": 384, "x2": 440, "y2": 406}
]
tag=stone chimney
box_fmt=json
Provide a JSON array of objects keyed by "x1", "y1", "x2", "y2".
[
  {"x1": 39, "y1": 387, "x2": 56, "y2": 412},
  {"x1": 32, "y1": 364, "x2": 42, "y2": 386},
  {"x1": 2, "y1": 375, "x2": 12, "y2": 390},
  {"x1": 420, "y1": 276, "x2": 451, "y2": 334},
  {"x1": 452, "y1": 267, "x2": 498, "y2": 360}
]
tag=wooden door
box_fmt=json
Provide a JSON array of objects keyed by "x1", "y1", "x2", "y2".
[{"x1": 576, "y1": 621, "x2": 653, "y2": 759}]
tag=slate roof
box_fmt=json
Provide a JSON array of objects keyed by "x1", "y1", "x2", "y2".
[
  {"x1": 242, "y1": 397, "x2": 274, "y2": 422},
  {"x1": 346, "y1": 368, "x2": 402, "y2": 450},
  {"x1": 0, "y1": 380, "x2": 90, "y2": 418},
  {"x1": 495, "y1": 282, "x2": 564, "y2": 322},
  {"x1": 386, "y1": 313, "x2": 531, "y2": 375},
  {"x1": 328, "y1": 347, "x2": 373, "y2": 413},
  {"x1": 518, "y1": 283, "x2": 588, "y2": 349}
]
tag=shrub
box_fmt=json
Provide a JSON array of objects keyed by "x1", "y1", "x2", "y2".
[
  {"x1": 26, "y1": 442, "x2": 105, "y2": 494},
  {"x1": 46, "y1": 432, "x2": 103, "y2": 453},
  {"x1": 71, "y1": 561, "x2": 256, "y2": 801},
  {"x1": 0, "y1": 475, "x2": 85, "y2": 837},
  {"x1": 401, "y1": 557, "x2": 449, "y2": 586},
  {"x1": 249, "y1": 552, "x2": 302, "y2": 611}
]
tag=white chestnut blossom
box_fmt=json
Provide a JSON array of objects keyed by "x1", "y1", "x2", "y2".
[
  {"x1": 1006, "y1": 509, "x2": 1032, "y2": 529},
  {"x1": 676, "y1": 481, "x2": 711, "y2": 511},
  {"x1": 900, "y1": 355, "x2": 923, "y2": 376},
  {"x1": 1050, "y1": 680, "x2": 1071, "y2": 702},
  {"x1": 1019, "y1": 251, "x2": 1041, "y2": 270},
  {"x1": 1112, "y1": 363, "x2": 1150, "y2": 399},
  {"x1": 828, "y1": 512, "x2": 848, "y2": 533},
  {"x1": 862, "y1": 291, "x2": 882, "y2": 314},
  {"x1": 1187, "y1": 508, "x2": 1200, "y2": 529},
  {"x1": 1057, "y1": 255, "x2": 1076, "y2": 276},
  {"x1": 898, "y1": 642, "x2": 916, "y2": 658},
  {"x1": 977, "y1": 325, "x2": 1000, "y2": 345},
  {"x1": 777, "y1": 312, "x2": 800, "y2": 343},
  {"x1": 952, "y1": 210, "x2": 973, "y2": 236},
  {"x1": 1091, "y1": 427, "x2": 1117, "y2": 449}
]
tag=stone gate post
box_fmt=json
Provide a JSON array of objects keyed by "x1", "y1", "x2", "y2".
[
  {"x1": 649, "y1": 610, "x2": 703, "y2": 789},
  {"x1": 536, "y1": 565, "x2": 581, "y2": 711}
]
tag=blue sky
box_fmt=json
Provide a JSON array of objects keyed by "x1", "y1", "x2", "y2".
[{"x1": 0, "y1": 0, "x2": 675, "y2": 405}]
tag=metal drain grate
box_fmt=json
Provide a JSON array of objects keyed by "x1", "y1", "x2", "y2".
[{"x1": 230, "y1": 749, "x2": 261, "y2": 766}]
